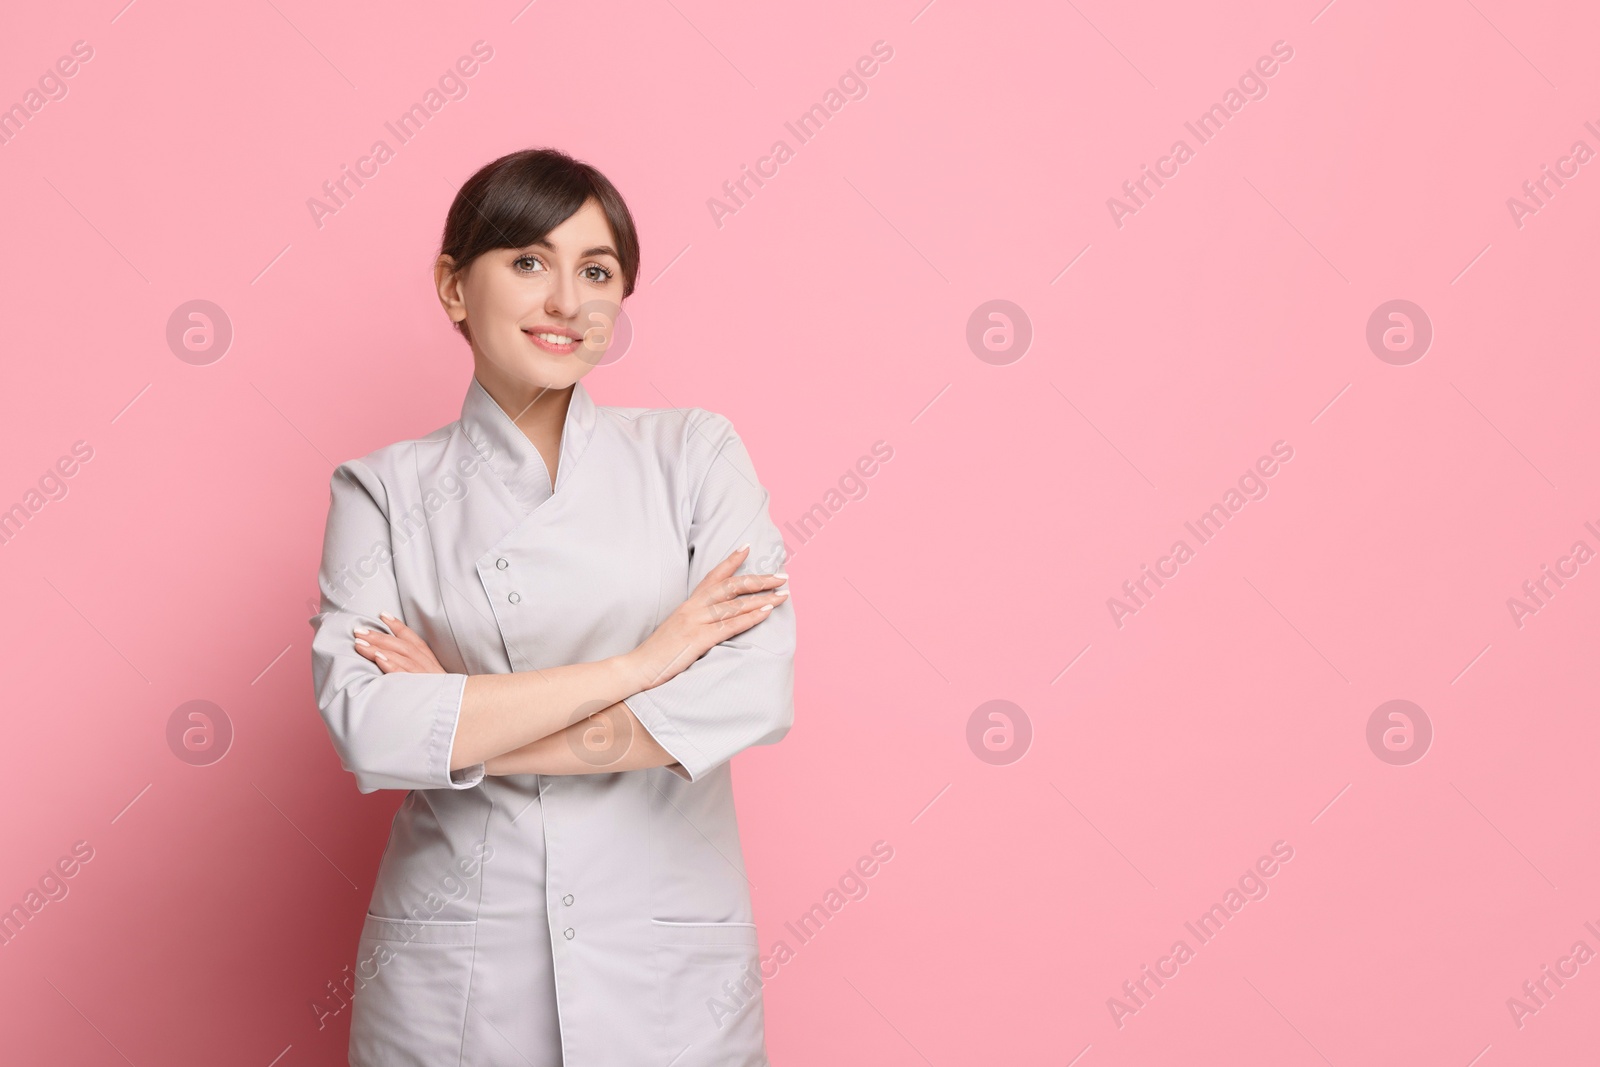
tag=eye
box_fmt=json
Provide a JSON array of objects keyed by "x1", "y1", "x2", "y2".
[
  {"x1": 583, "y1": 263, "x2": 614, "y2": 283},
  {"x1": 513, "y1": 254, "x2": 545, "y2": 274}
]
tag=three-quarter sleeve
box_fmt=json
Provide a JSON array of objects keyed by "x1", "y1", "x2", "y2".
[
  {"x1": 622, "y1": 412, "x2": 796, "y2": 783},
  {"x1": 308, "y1": 459, "x2": 485, "y2": 794}
]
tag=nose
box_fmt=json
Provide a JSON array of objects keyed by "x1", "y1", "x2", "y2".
[{"x1": 545, "y1": 268, "x2": 580, "y2": 321}]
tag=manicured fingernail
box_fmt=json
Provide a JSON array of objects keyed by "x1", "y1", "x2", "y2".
[
  {"x1": 354, "y1": 628, "x2": 369, "y2": 635},
  {"x1": 380, "y1": 612, "x2": 396, "y2": 621},
  {"x1": 738, "y1": 543, "x2": 750, "y2": 553},
  {"x1": 759, "y1": 604, "x2": 773, "y2": 612},
  {"x1": 355, "y1": 638, "x2": 371, "y2": 647},
  {"x1": 772, "y1": 573, "x2": 788, "y2": 580},
  {"x1": 773, "y1": 590, "x2": 789, "y2": 597},
  {"x1": 374, "y1": 651, "x2": 388, "y2": 661}
]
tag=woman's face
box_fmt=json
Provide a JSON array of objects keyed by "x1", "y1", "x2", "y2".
[{"x1": 438, "y1": 197, "x2": 626, "y2": 395}]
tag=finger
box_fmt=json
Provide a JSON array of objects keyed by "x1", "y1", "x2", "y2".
[
  {"x1": 695, "y1": 544, "x2": 752, "y2": 594},
  {"x1": 712, "y1": 598, "x2": 785, "y2": 637},
  {"x1": 371, "y1": 614, "x2": 443, "y2": 667},
  {"x1": 354, "y1": 628, "x2": 406, "y2": 654},
  {"x1": 379, "y1": 612, "x2": 426, "y2": 644},
  {"x1": 708, "y1": 589, "x2": 788, "y2": 622},
  {"x1": 354, "y1": 628, "x2": 422, "y2": 669},
  {"x1": 363, "y1": 644, "x2": 422, "y2": 674},
  {"x1": 708, "y1": 570, "x2": 787, "y2": 604}
]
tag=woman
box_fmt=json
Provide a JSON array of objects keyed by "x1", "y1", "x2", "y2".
[{"x1": 308, "y1": 147, "x2": 795, "y2": 1066}]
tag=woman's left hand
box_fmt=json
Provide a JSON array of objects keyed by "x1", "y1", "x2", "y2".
[{"x1": 353, "y1": 612, "x2": 446, "y2": 674}]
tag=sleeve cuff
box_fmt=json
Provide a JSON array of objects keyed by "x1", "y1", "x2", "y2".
[
  {"x1": 622, "y1": 692, "x2": 712, "y2": 783},
  {"x1": 441, "y1": 673, "x2": 485, "y2": 789},
  {"x1": 449, "y1": 763, "x2": 487, "y2": 787}
]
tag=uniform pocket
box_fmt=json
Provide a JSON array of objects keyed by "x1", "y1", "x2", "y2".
[
  {"x1": 349, "y1": 913, "x2": 479, "y2": 1067},
  {"x1": 651, "y1": 919, "x2": 768, "y2": 1066}
]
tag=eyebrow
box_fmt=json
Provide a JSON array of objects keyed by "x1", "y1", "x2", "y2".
[{"x1": 524, "y1": 239, "x2": 620, "y2": 261}]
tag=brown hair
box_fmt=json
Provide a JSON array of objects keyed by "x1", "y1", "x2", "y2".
[{"x1": 438, "y1": 148, "x2": 641, "y2": 343}]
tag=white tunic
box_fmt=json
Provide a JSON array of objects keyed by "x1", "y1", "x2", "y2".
[{"x1": 308, "y1": 375, "x2": 795, "y2": 1066}]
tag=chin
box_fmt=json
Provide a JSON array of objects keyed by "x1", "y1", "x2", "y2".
[{"x1": 486, "y1": 347, "x2": 589, "y2": 393}]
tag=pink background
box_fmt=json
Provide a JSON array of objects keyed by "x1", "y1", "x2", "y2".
[{"x1": 2, "y1": 0, "x2": 1597, "y2": 1063}]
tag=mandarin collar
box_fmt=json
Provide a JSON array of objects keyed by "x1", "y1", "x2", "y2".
[{"x1": 459, "y1": 374, "x2": 598, "y2": 513}]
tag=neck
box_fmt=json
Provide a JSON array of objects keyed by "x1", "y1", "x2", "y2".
[{"x1": 475, "y1": 367, "x2": 575, "y2": 444}]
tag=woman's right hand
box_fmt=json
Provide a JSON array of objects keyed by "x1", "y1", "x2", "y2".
[{"x1": 622, "y1": 544, "x2": 788, "y2": 692}]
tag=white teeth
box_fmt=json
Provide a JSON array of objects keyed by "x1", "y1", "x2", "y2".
[{"x1": 530, "y1": 331, "x2": 574, "y2": 344}]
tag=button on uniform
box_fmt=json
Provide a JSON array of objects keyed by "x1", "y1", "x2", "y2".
[
  {"x1": 563, "y1": 928, "x2": 575, "y2": 940},
  {"x1": 508, "y1": 592, "x2": 521, "y2": 604},
  {"x1": 562, "y1": 894, "x2": 574, "y2": 906},
  {"x1": 496, "y1": 558, "x2": 509, "y2": 570}
]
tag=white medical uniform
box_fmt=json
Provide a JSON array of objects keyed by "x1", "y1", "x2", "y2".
[{"x1": 308, "y1": 375, "x2": 795, "y2": 1065}]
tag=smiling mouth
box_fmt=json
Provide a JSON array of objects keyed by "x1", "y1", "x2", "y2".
[{"x1": 524, "y1": 329, "x2": 580, "y2": 353}]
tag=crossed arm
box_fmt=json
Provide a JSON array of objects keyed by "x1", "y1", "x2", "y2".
[
  {"x1": 350, "y1": 544, "x2": 787, "y2": 778},
  {"x1": 356, "y1": 619, "x2": 672, "y2": 776}
]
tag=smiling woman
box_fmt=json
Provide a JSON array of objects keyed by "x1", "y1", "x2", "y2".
[
  {"x1": 431, "y1": 152, "x2": 643, "y2": 496},
  {"x1": 308, "y1": 147, "x2": 796, "y2": 1067}
]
